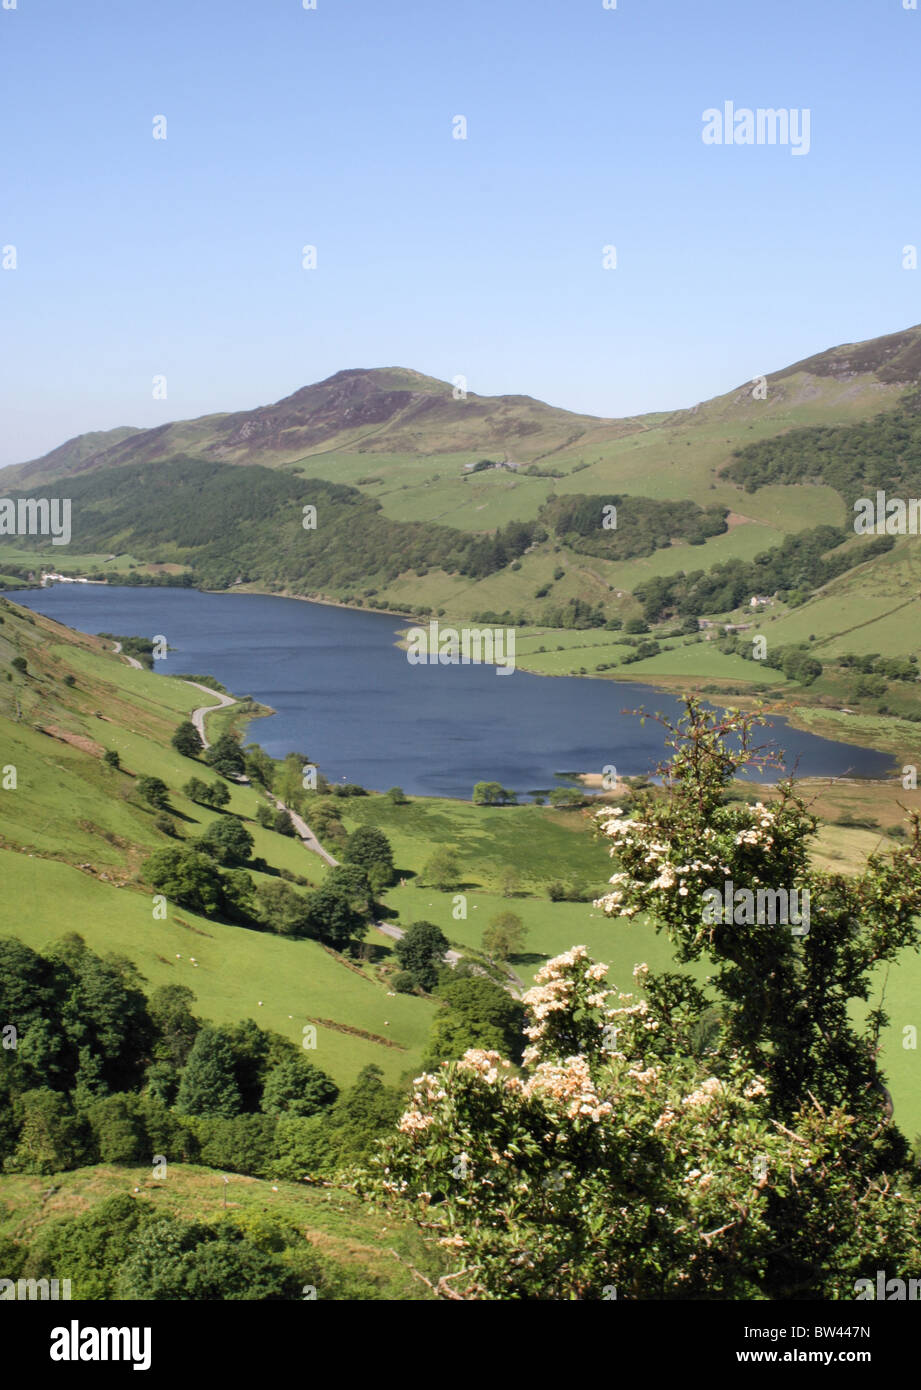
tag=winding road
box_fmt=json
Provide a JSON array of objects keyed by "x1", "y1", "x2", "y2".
[
  {"x1": 265, "y1": 791, "x2": 339, "y2": 867},
  {"x1": 110, "y1": 640, "x2": 466, "y2": 969},
  {"x1": 111, "y1": 640, "x2": 142, "y2": 671},
  {"x1": 184, "y1": 682, "x2": 237, "y2": 750},
  {"x1": 111, "y1": 641, "x2": 236, "y2": 750},
  {"x1": 263, "y1": 793, "x2": 460, "y2": 960}
]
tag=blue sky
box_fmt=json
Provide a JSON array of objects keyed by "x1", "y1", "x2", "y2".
[{"x1": 1, "y1": 0, "x2": 919, "y2": 466}]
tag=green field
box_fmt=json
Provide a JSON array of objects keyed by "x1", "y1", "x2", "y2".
[{"x1": 2, "y1": 579, "x2": 921, "y2": 1143}]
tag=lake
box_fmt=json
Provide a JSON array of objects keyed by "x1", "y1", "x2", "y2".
[{"x1": 13, "y1": 585, "x2": 896, "y2": 798}]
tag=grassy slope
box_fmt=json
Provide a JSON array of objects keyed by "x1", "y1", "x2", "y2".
[
  {"x1": 1, "y1": 340, "x2": 914, "y2": 668},
  {"x1": 0, "y1": 1165, "x2": 440, "y2": 1300},
  {"x1": 331, "y1": 786, "x2": 921, "y2": 1139},
  {"x1": 0, "y1": 599, "x2": 434, "y2": 1089},
  {"x1": 1, "y1": 594, "x2": 920, "y2": 1134}
]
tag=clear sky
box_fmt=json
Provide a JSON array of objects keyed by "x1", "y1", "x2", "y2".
[{"x1": 1, "y1": 0, "x2": 919, "y2": 467}]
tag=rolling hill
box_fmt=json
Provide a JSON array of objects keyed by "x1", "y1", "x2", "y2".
[
  {"x1": 6, "y1": 324, "x2": 921, "y2": 490},
  {"x1": 2, "y1": 323, "x2": 921, "y2": 711}
]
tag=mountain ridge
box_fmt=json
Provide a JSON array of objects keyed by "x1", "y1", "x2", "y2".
[{"x1": 6, "y1": 323, "x2": 921, "y2": 491}]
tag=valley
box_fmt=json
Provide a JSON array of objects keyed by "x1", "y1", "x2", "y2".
[{"x1": 2, "y1": 325, "x2": 921, "y2": 1305}]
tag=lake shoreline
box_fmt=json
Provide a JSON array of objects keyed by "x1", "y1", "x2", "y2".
[
  {"x1": 12, "y1": 581, "x2": 905, "y2": 789},
  {"x1": 13, "y1": 577, "x2": 909, "y2": 764}
]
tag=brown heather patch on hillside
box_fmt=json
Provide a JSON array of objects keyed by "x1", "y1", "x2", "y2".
[
  {"x1": 771, "y1": 325, "x2": 921, "y2": 385},
  {"x1": 37, "y1": 725, "x2": 104, "y2": 756}
]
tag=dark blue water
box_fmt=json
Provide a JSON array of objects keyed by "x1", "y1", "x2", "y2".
[{"x1": 13, "y1": 585, "x2": 896, "y2": 798}]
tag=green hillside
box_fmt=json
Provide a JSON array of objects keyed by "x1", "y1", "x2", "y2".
[
  {"x1": 0, "y1": 1164, "x2": 442, "y2": 1300},
  {"x1": 2, "y1": 327, "x2": 921, "y2": 701}
]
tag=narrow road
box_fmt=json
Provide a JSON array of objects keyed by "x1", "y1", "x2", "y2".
[
  {"x1": 112, "y1": 641, "x2": 236, "y2": 749},
  {"x1": 184, "y1": 683, "x2": 237, "y2": 749},
  {"x1": 265, "y1": 792, "x2": 463, "y2": 967},
  {"x1": 374, "y1": 917, "x2": 462, "y2": 966},
  {"x1": 112, "y1": 641, "x2": 143, "y2": 670},
  {"x1": 265, "y1": 791, "x2": 340, "y2": 867},
  {"x1": 112, "y1": 628, "x2": 470, "y2": 975}
]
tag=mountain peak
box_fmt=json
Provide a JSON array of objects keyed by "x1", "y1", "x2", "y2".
[{"x1": 7, "y1": 323, "x2": 921, "y2": 490}]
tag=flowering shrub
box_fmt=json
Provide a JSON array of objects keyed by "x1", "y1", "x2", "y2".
[
  {"x1": 593, "y1": 700, "x2": 921, "y2": 1122},
  {"x1": 375, "y1": 701, "x2": 921, "y2": 1299}
]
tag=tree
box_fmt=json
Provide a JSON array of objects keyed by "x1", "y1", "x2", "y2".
[
  {"x1": 387, "y1": 787, "x2": 408, "y2": 805},
  {"x1": 175, "y1": 1027, "x2": 242, "y2": 1118},
  {"x1": 172, "y1": 720, "x2": 204, "y2": 758},
  {"x1": 244, "y1": 744, "x2": 275, "y2": 789},
  {"x1": 472, "y1": 781, "x2": 516, "y2": 806},
  {"x1": 426, "y1": 976, "x2": 525, "y2": 1066},
  {"x1": 25, "y1": 1193, "x2": 154, "y2": 1300},
  {"x1": 204, "y1": 733, "x2": 245, "y2": 779},
  {"x1": 548, "y1": 787, "x2": 586, "y2": 809},
  {"x1": 102, "y1": 750, "x2": 120, "y2": 770},
  {"x1": 149, "y1": 984, "x2": 200, "y2": 1068},
  {"x1": 305, "y1": 882, "x2": 366, "y2": 951},
  {"x1": 195, "y1": 1114, "x2": 277, "y2": 1175},
  {"x1": 204, "y1": 780, "x2": 231, "y2": 809},
  {"x1": 325, "y1": 864, "x2": 373, "y2": 915},
  {"x1": 395, "y1": 921, "x2": 450, "y2": 992},
  {"x1": 83, "y1": 1093, "x2": 146, "y2": 1164},
  {"x1": 367, "y1": 863, "x2": 393, "y2": 897},
  {"x1": 255, "y1": 880, "x2": 314, "y2": 938},
  {"x1": 116, "y1": 1217, "x2": 301, "y2": 1301},
  {"x1": 217, "y1": 1019, "x2": 274, "y2": 1112},
  {"x1": 482, "y1": 911, "x2": 526, "y2": 963},
  {"x1": 197, "y1": 816, "x2": 254, "y2": 866},
  {"x1": 5, "y1": 1090, "x2": 89, "y2": 1175},
  {"x1": 782, "y1": 647, "x2": 823, "y2": 685},
  {"x1": 137, "y1": 776, "x2": 169, "y2": 810},
  {"x1": 497, "y1": 865, "x2": 521, "y2": 897},
  {"x1": 261, "y1": 1057, "x2": 339, "y2": 1118},
  {"x1": 183, "y1": 776, "x2": 210, "y2": 804},
  {"x1": 184, "y1": 777, "x2": 230, "y2": 809},
  {"x1": 144, "y1": 846, "x2": 225, "y2": 917},
  {"x1": 48, "y1": 936, "x2": 152, "y2": 1092},
  {"x1": 422, "y1": 847, "x2": 461, "y2": 891},
  {"x1": 379, "y1": 700, "x2": 921, "y2": 1300},
  {"x1": 272, "y1": 808, "x2": 296, "y2": 837},
  {"x1": 321, "y1": 1064, "x2": 404, "y2": 1166},
  {"x1": 343, "y1": 825, "x2": 395, "y2": 884}
]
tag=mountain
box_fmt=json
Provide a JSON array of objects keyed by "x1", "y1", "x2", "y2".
[
  {"x1": 5, "y1": 326, "x2": 921, "y2": 491},
  {"x1": 0, "y1": 367, "x2": 616, "y2": 489},
  {"x1": 3, "y1": 324, "x2": 921, "y2": 702}
]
